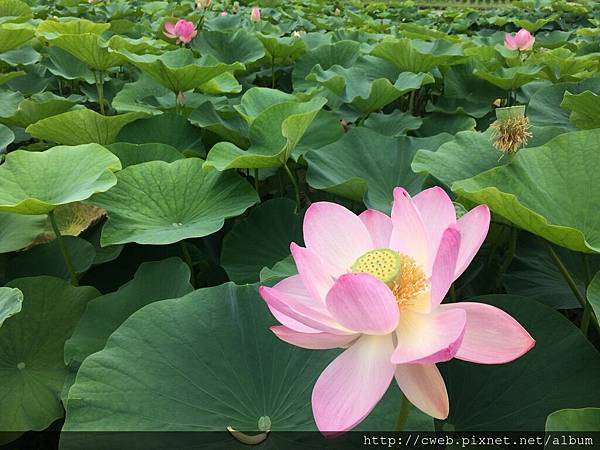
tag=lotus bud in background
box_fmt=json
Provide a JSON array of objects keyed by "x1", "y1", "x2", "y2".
[
  {"x1": 250, "y1": 6, "x2": 261, "y2": 22},
  {"x1": 491, "y1": 105, "x2": 532, "y2": 155},
  {"x1": 504, "y1": 29, "x2": 535, "y2": 51},
  {"x1": 220, "y1": 11, "x2": 228, "y2": 16},
  {"x1": 195, "y1": 0, "x2": 211, "y2": 9},
  {"x1": 232, "y1": 1, "x2": 240, "y2": 13},
  {"x1": 334, "y1": 7, "x2": 341, "y2": 16},
  {"x1": 163, "y1": 19, "x2": 198, "y2": 44}
]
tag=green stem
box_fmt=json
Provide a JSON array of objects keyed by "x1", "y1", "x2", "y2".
[
  {"x1": 546, "y1": 242, "x2": 599, "y2": 334},
  {"x1": 271, "y1": 55, "x2": 275, "y2": 89},
  {"x1": 49, "y1": 210, "x2": 78, "y2": 286},
  {"x1": 180, "y1": 241, "x2": 197, "y2": 288},
  {"x1": 95, "y1": 70, "x2": 106, "y2": 115},
  {"x1": 283, "y1": 162, "x2": 301, "y2": 213},
  {"x1": 408, "y1": 90, "x2": 416, "y2": 114},
  {"x1": 395, "y1": 395, "x2": 411, "y2": 432},
  {"x1": 254, "y1": 168, "x2": 261, "y2": 202},
  {"x1": 583, "y1": 254, "x2": 592, "y2": 285}
]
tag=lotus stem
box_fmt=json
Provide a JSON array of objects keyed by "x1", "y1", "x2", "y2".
[
  {"x1": 408, "y1": 90, "x2": 416, "y2": 114},
  {"x1": 545, "y1": 242, "x2": 599, "y2": 335},
  {"x1": 254, "y1": 168, "x2": 261, "y2": 202},
  {"x1": 395, "y1": 394, "x2": 411, "y2": 432},
  {"x1": 94, "y1": 70, "x2": 106, "y2": 115},
  {"x1": 49, "y1": 210, "x2": 79, "y2": 287},
  {"x1": 179, "y1": 241, "x2": 197, "y2": 288},
  {"x1": 271, "y1": 55, "x2": 275, "y2": 89},
  {"x1": 283, "y1": 162, "x2": 301, "y2": 213}
]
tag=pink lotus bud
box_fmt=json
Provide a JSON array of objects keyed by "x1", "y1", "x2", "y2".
[
  {"x1": 250, "y1": 6, "x2": 261, "y2": 22},
  {"x1": 163, "y1": 19, "x2": 198, "y2": 45},
  {"x1": 504, "y1": 28, "x2": 534, "y2": 51},
  {"x1": 220, "y1": 11, "x2": 228, "y2": 16}
]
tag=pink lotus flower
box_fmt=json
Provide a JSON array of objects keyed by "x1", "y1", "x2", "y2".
[
  {"x1": 504, "y1": 29, "x2": 535, "y2": 51},
  {"x1": 220, "y1": 11, "x2": 228, "y2": 16},
  {"x1": 163, "y1": 19, "x2": 198, "y2": 44},
  {"x1": 250, "y1": 6, "x2": 261, "y2": 22},
  {"x1": 259, "y1": 187, "x2": 535, "y2": 434}
]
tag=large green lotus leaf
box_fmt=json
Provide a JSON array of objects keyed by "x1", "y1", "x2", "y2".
[
  {"x1": 107, "y1": 142, "x2": 184, "y2": 168},
  {"x1": 0, "y1": 23, "x2": 33, "y2": 53},
  {"x1": 204, "y1": 97, "x2": 327, "y2": 171},
  {"x1": 117, "y1": 48, "x2": 244, "y2": 93},
  {"x1": 560, "y1": 91, "x2": 600, "y2": 130},
  {"x1": 292, "y1": 40, "x2": 362, "y2": 91},
  {"x1": 0, "y1": 42, "x2": 39, "y2": 67},
  {"x1": 411, "y1": 126, "x2": 566, "y2": 188},
  {"x1": 528, "y1": 78, "x2": 600, "y2": 129},
  {"x1": 2, "y1": 92, "x2": 80, "y2": 128},
  {"x1": 473, "y1": 64, "x2": 545, "y2": 91},
  {"x1": 256, "y1": 33, "x2": 306, "y2": 63},
  {"x1": 504, "y1": 235, "x2": 598, "y2": 310},
  {"x1": 442, "y1": 59, "x2": 505, "y2": 104},
  {"x1": 0, "y1": 89, "x2": 23, "y2": 117},
  {"x1": 0, "y1": 0, "x2": 32, "y2": 24},
  {"x1": 62, "y1": 283, "x2": 338, "y2": 436},
  {"x1": 6, "y1": 236, "x2": 95, "y2": 282},
  {"x1": 307, "y1": 64, "x2": 434, "y2": 114},
  {"x1": 453, "y1": 129, "x2": 600, "y2": 253},
  {"x1": 26, "y1": 109, "x2": 148, "y2": 145},
  {"x1": 292, "y1": 109, "x2": 345, "y2": 160},
  {"x1": 42, "y1": 33, "x2": 125, "y2": 71},
  {"x1": 0, "y1": 144, "x2": 121, "y2": 215},
  {"x1": 546, "y1": 408, "x2": 600, "y2": 432},
  {"x1": 587, "y1": 271, "x2": 600, "y2": 326},
  {"x1": 90, "y1": 158, "x2": 258, "y2": 246},
  {"x1": 0, "y1": 287, "x2": 22, "y2": 327},
  {"x1": 189, "y1": 101, "x2": 249, "y2": 148},
  {"x1": 64, "y1": 258, "x2": 193, "y2": 369},
  {"x1": 193, "y1": 28, "x2": 265, "y2": 65},
  {"x1": 512, "y1": 17, "x2": 554, "y2": 32},
  {"x1": 0, "y1": 122, "x2": 13, "y2": 151},
  {"x1": 234, "y1": 87, "x2": 297, "y2": 124},
  {"x1": 108, "y1": 35, "x2": 168, "y2": 55},
  {"x1": 442, "y1": 295, "x2": 600, "y2": 431},
  {"x1": 197, "y1": 70, "x2": 242, "y2": 95},
  {"x1": 416, "y1": 113, "x2": 476, "y2": 137},
  {"x1": 36, "y1": 18, "x2": 110, "y2": 36},
  {"x1": 531, "y1": 48, "x2": 598, "y2": 83},
  {"x1": 412, "y1": 129, "x2": 503, "y2": 188},
  {"x1": 62, "y1": 283, "x2": 419, "y2": 447},
  {"x1": 111, "y1": 74, "x2": 174, "y2": 115},
  {"x1": 0, "y1": 276, "x2": 99, "y2": 432},
  {"x1": 364, "y1": 109, "x2": 423, "y2": 137},
  {"x1": 371, "y1": 38, "x2": 465, "y2": 73},
  {"x1": 305, "y1": 127, "x2": 453, "y2": 213},
  {"x1": 0, "y1": 70, "x2": 24, "y2": 85},
  {"x1": 116, "y1": 112, "x2": 204, "y2": 153},
  {"x1": 42, "y1": 46, "x2": 96, "y2": 83},
  {"x1": 221, "y1": 199, "x2": 303, "y2": 284},
  {"x1": 0, "y1": 212, "x2": 46, "y2": 253}
]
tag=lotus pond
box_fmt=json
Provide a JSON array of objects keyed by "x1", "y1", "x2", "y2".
[{"x1": 1, "y1": 0, "x2": 600, "y2": 448}]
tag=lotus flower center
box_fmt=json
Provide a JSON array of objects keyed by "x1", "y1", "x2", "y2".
[{"x1": 351, "y1": 248, "x2": 428, "y2": 308}]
